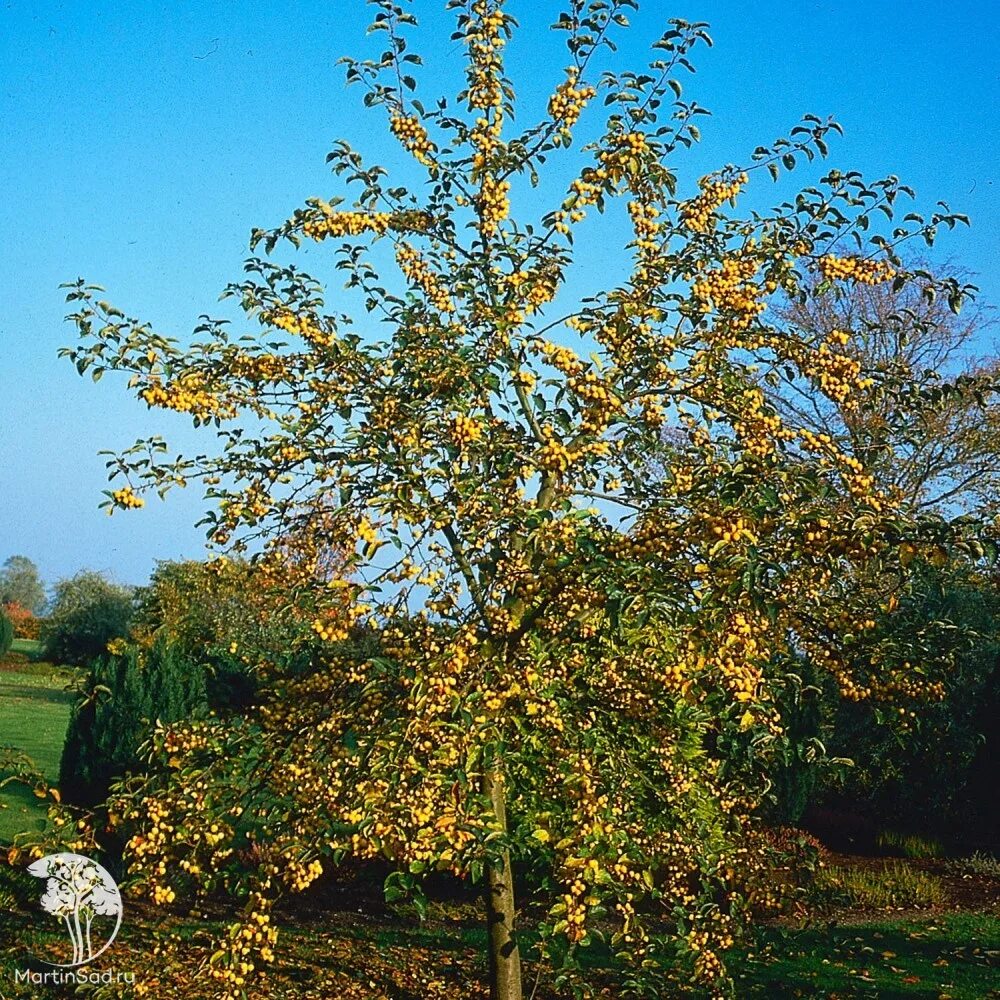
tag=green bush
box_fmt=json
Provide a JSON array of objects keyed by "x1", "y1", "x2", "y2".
[
  {"x1": 41, "y1": 571, "x2": 135, "y2": 666},
  {"x1": 818, "y1": 565, "x2": 1000, "y2": 841},
  {"x1": 59, "y1": 637, "x2": 208, "y2": 807},
  {"x1": 0, "y1": 610, "x2": 13, "y2": 657}
]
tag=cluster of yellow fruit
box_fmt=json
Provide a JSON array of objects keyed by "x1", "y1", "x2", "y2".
[
  {"x1": 151, "y1": 884, "x2": 176, "y2": 905},
  {"x1": 539, "y1": 339, "x2": 586, "y2": 376},
  {"x1": 467, "y1": 2, "x2": 505, "y2": 108},
  {"x1": 705, "y1": 612, "x2": 765, "y2": 704},
  {"x1": 111, "y1": 486, "x2": 144, "y2": 510},
  {"x1": 691, "y1": 254, "x2": 766, "y2": 331},
  {"x1": 228, "y1": 350, "x2": 288, "y2": 381},
  {"x1": 869, "y1": 669, "x2": 946, "y2": 702},
  {"x1": 671, "y1": 463, "x2": 694, "y2": 493},
  {"x1": 680, "y1": 172, "x2": 747, "y2": 232},
  {"x1": 547, "y1": 68, "x2": 596, "y2": 128},
  {"x1": 357, "y1": 515, "x2": 378, "y2": 548},
  {"x1": 310, "y1": 613, "x2": 351, "y2": 642},
  {"x1": 285, "y1": 857, "x2": 324, "y2": 892},
  {"x1": 796, "y1": 427, "x2": 838, "y2": 458},
  {"x1": 550, "y1": 167, "x2": 610, "y2": 234},
  {"x1": 478, "y1": 171, "x2": 511, "y2": 237},
  {"x1": 209, "y1": 893, "x2": 279, "y2": 999},
  {"x1": 818, "y1": 254, "x2": 896, "y2": 285},
  {"x1": 566, "y1": 370, "x2": 621, "y2": 434},
  {"x1": 689, "y1": 919, "x2": 735, "y2": 984},
  {"x1": 556, "y1": 585, "x2": 608, "y2": 641},
  {"x1": 627, "y1": 198, "x2": 662, "y2": 257},
  {"x1": 536, "y1": 428, "x2": 577, "y2": 474},
  {"x1": 301, "y1": 208, "x2": 392, "y2": 241},
  {"x1": 822, "y1": 652, "x2": 875, "y2": 702},
  {"x1": 268, "y1": 309, "x2": 336, "y2": 348},
  {"x1": 390, "y1": 113, "x2": 436, "y2": 167},
  {"x1": 466, "y1": 0, "x2": 506, "y2": 180},
  {"x1": 797, "y1": 428, "x2": 878, "y2": 498},
  {"x1": 161, "y1": 721, "x2": 212, "y2": 757},
  {"x1": 395, "y1": 242, "x2": 455, "y2": 313},
  {"x1": 451, "y1": 412, "x2": 483, "y2": 448},
  {"x1": 570, "y1": 168, "x2": 607, "y2": 205},
  {"x1": 733, "y1": 414, "x2": 784, "y2": 458},
  {"x1": 730, "y1": 387, "x2": 786, "y2": 458},
  {"x1": 703, "y1": 514, "x2": 759, "y2": 548},
  {"x1": 808, "y1": 341, "x2": 866, "y2": 405},
  {"x1": 501, "y1": 267, "x2": 559, "y2": 317},
  {"x1": 639, "y1": 392, "x2": 667, "y2": 429},
  {"x1": 598, "y1": 131, "x2": 649, "y2": 182},
  {"x1": 551, "y1": 766, "x2": 607, "y2": 943},
  {"x1": 218, "y1": 490, "x2": 271, "y2": 526},
  {"x1": 141, "y1": 372, "x2": 236, "y2": 420},
  {"x1": 586, "y1": 309, "x2": 656, "y2": 368},
  {"x1": 128, "y1": 797, "x2": 172, "y2": 866},
  {"x1": 275, "y1": 443, "x2": 307, "y2": 464}
]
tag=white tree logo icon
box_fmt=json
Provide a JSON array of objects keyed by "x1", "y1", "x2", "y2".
[{"x1": 27, "y1": 853, "x2": 123, "y2": 967}]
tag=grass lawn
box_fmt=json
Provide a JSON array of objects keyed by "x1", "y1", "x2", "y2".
[
  {"x1": 9, "y1": 638, "x2": 43, "y2": 657},
  {"x1": 737, "y1": 913, "x2": 1000, "y2": 998},
  {"x1": 0, "y1": 656, "x2": 77, "y2": 845}
]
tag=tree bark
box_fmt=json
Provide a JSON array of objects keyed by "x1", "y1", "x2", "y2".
[{"x1": 483, "y1": 769, "x2": 522, "y2": 1000}]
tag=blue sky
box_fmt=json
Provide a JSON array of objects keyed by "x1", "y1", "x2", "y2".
[{"x1": 1, "y1": 1, "x2": 997, "y2": 590}]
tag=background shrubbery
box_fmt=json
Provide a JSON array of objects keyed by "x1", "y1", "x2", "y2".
[
  {"x1": 2, "y1": 602, "x2": 41, "y2": 640},
  {"x1": 767, "y1": 562, "x2": 1000, "y2": 850},
  {"x1": 41, "y1": 571, "x2": 134, "y2": 666},
  {"x1": 131, "y1": 560, "x2": 286, "y2": 711}
]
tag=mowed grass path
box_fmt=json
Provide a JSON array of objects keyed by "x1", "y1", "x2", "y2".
[{"x1": 0, "y1": 642, "x2": 77, "y2": 844}]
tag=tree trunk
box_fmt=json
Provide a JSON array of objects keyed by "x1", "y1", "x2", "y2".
[{"x1": 483, "y1": 769, "x2": 522, "y2": 1000}]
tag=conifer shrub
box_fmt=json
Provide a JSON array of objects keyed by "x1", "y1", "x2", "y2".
[
  {"x1": 0, "y1": 610, "x2": 13, "y2": 657},
  {"x1": 59, "y1": 637, "x2": 208, "y2": 808}
]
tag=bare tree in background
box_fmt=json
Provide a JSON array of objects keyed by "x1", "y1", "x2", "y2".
[{"x1": 769, "y1": 264, "x2": 999, "y2": 516}]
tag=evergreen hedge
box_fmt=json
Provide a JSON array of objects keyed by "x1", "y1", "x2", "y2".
[
  {"x1": 0, "y1": 610, "x2": 13, "y2": 656},
  {"x1": 59, "y1": 637, "x2": 208, "y2": 807}
]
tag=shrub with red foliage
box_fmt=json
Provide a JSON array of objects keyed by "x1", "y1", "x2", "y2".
[{"x1": 3, "y1": 601, "x2": 40, "y2": 640}]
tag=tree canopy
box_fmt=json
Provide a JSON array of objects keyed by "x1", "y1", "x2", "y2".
[{"x1": 0, "y1": 555, "x2": 46, "y2": 616}]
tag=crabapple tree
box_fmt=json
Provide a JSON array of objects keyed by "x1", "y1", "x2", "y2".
[{"x1": 62, "y1": 2, "x2": 977, "y2": 996}]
